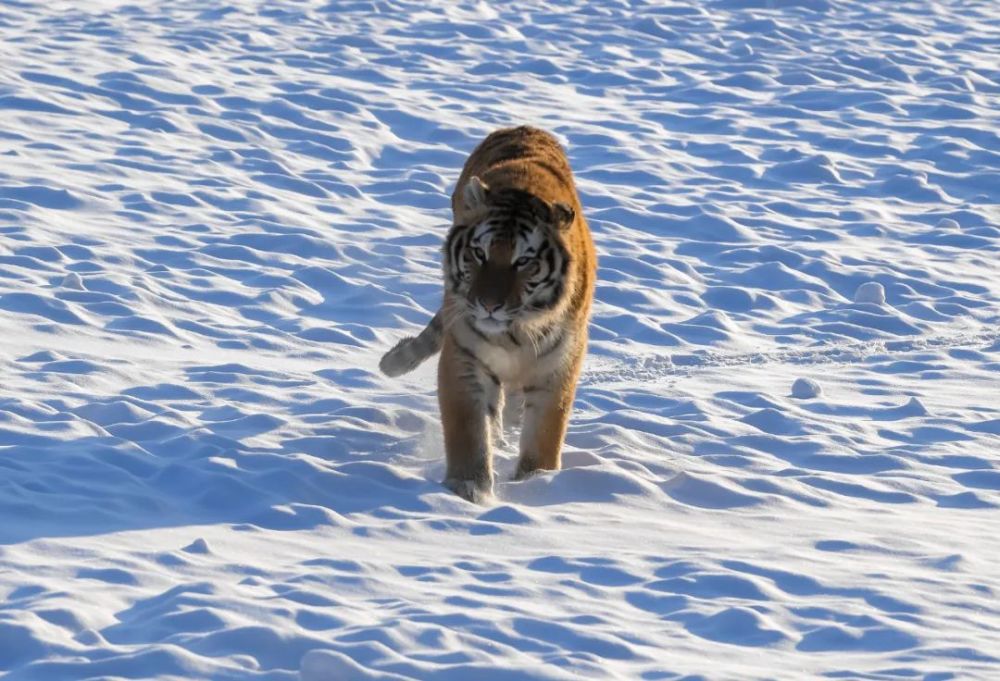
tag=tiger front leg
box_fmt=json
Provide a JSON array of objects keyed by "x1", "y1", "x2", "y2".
[
  {"x1": 438, "y1": 338, "x2": 501, "y2": 502},
  {"x1": 513, "y1": 365, "x2": 580, "y2": 481},
  {"x1": 502, "y1": 387, "x2": 523, "y2": 431},
  {"x1": 489, "y1": 387, "x2": 525, "y2": 449},
  {"x1": 489, "y1": 386, "x2": 509, "y2": 448}
]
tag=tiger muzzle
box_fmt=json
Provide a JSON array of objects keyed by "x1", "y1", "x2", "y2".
[{"x1": 469, "y1": 264, "x2": 515, "y2": 314}]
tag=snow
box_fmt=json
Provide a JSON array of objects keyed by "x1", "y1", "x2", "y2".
[
  {"x1": 790, "y1": 377, "x2": 822, "y2": 399},
  {"x1": 1, "y1": 0, "x2": 999, "y2": 679},
  {"x1": 854, "y1": 282, "x2": 887, "y2": 306}
]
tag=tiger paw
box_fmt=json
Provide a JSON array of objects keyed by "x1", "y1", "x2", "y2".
[
  {"x1": 512, "y1": 458, "x2": 540, "y2": 481},
  {"x1": 443, "y1": 476, "x2": 492, "y2": 503}
]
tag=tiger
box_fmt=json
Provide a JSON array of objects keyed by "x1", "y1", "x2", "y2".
[{"x1": 379, "y1": 126, "x2": 596, "y2": 502}]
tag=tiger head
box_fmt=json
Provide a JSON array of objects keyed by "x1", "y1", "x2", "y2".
[{"x1": 444, "y1": 176, "x2": 575, "y2": 336}]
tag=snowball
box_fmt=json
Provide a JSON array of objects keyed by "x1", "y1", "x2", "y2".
[
  {"x1": 791, "y1": 377, "x2": 822, "y2": 399},
  {"x1": 730, "y1": 42, "x2": 753, "y2": 58},
  {"x1": 936, "y1": 218, "x2": 960, "y2": 230},
  {"x1": 182, "y1": 538, "x2": 211, "y2": 554},
  {"x1": 854, "y1": 281, "x2": 886, "y2": 305},
  {"x1": 60, "y1": 272, "x2": 85, "y2": 290}
]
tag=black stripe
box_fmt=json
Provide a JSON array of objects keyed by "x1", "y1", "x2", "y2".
[
  {"x1": 532, "y1": 320, "x2": 556, "y2": 342},
  {"x1": 445, "y1": 225, "x2": 470, "y2": 291},
  {"x1": 454, "y1": 340, "x2": 477, "y2": 360},
  {"x1": 459, "y1": 375, "x2": 485, "y2": 392},
  {"x1": 537, "y1": 328, "x2": 566, "y2": 359},
  {"x1": 531, "y1": 159, "x2": 574, "y2": 190},
  {"x1": 454, "y1": 340, "x2": 500, "y2": 386},
  {"x1": 466, "y1": 319, "x2": 491, "y2": 343},
  {"x1": 532, "y1": 282, "x2": 562, "y2": 310},
  {"x1": 542, "y1": 247, "x2": 555, "y2": 274},
  {"x1": 447, "y1": 226, "x2": 468, "y2": 257},
  {"x1": 445, "y1": 225, "x2": 465, "y2": 260},
  {"x1": 550, "y1": 281, "x2": 565, "y2": 306}
]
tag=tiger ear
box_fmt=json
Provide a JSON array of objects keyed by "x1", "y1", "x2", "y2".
[
  {"x1": 463, "y1": 176, "x2": 490, "y2": 212},
  {"x1": 552, "y1": 202, "x2": 575, "y2": 231}
]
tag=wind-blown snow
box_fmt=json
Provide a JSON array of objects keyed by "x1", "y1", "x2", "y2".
[{"x1": 1, "y1": 0, "x2": 998, "y2": 679}]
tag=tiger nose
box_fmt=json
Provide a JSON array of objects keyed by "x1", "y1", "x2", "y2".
[{"x1": 480, "y1": 300, "x2": 502, "y2": 314}]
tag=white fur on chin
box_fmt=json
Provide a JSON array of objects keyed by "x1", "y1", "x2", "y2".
[{"x1": 474, "y1": 317, "x2": 509, "y2": 335}]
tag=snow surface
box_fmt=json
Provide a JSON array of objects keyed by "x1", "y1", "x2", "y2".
[{"x1": 1, "y1": 0, "x2": 999, "y2": 679}]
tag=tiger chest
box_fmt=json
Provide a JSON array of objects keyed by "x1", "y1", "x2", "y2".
[{"x1": 454, "y1": 323, "x2": 571, "y2": 387}]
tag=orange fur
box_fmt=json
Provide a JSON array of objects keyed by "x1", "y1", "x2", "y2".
[{"x1": 437, "y1": 127, "x2": 596, "y2": 501}]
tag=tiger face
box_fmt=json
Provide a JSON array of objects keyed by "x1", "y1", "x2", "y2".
[{"x1": 444, "y1": 178, "x2": 574, "y2": 336}]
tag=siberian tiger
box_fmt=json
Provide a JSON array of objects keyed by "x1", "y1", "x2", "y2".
[{"x1": 379, "y1": 126, "x2": 596, "y2": 502}]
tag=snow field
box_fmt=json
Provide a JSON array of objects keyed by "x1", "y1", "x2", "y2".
[{"x1": 0, "y1": 0, "x2": 998, "y2": 679}]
